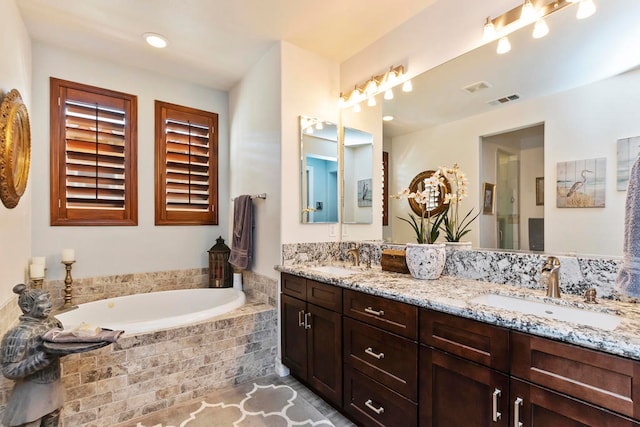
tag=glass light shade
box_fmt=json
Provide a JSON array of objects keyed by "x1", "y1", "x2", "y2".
[
  {"x1": 576, "y1": 0, "x2": 596, "y2": 19},
  {"x1": 483, "y1": 17, "x2": 496, "y2": 41},
  {"x1": 364, "y1": 79, "x2": 378, "y2": 96},
  {"x1": 384, "y1": 89, "x2": 394, "y2": 100},
  {"x1": 402, "y1": 80, "x2": 413, "y2": 92},
  {"x1": 367, "y1": 96, "x2": 377, "y2": 107},
  {"x1": 497, "y1": 36, "x2": 511, "y2": 54},
  {"x1": 315, "y1": 121, "x2": 323, "y2": 130},
  {"x1": 348, "y1": 88, "x2": 361, "y2": 104},
  {"x1": 520, "y1": 0, "x2": 537, "y2": 22},
  {"x1": 353, "y1": 103, "x2": 361, "y2": 113},
  {"x1": 533, "y1": 18, "x2": 549, "y2": 38}
]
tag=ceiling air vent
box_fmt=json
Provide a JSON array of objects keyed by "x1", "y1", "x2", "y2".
[
  {"x1": 487, "y1": 94, "x2": 521, "y2": 106},
  {"x1": 462, "y1": 81, "x2": 491, "y2": 94}
]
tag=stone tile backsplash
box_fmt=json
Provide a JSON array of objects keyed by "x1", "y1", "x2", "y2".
[{"x1": 282, "y1": 242, "x2": 623, "y2": 299}]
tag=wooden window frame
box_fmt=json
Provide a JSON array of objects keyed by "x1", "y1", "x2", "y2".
[
  {"x1": 154, "y1": 100, "x2": 218, "y2": 225},
  {"x1": 50, "y1": 77, "x2": 138, "y2": 226}
]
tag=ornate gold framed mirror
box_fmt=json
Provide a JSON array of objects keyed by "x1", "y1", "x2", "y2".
[
  {"x1": 0, "y1": 89, "x2": 31, "y2": 209},
  {"x1": 407, "y1": 170, "x2": 450, "y2": 216}
]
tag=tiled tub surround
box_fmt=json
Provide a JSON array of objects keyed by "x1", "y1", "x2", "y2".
[{"x1": 0, "y1": 268, "x2": 278, "y2": 426}]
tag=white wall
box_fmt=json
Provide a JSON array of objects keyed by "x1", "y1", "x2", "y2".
[
  {"x1": 280, "y1": 42, "x2": 342, "y2": 245},
  {"x1": 0, "y1": 0, "x2": 32, "y2": 305},
  {"x1": 30, "y1": 43, "x2": 230, "y2": 280},
  {"x1": 341, "y1": 0, "x2": 519, "y2": 92},
  {"x1": 229, "y1": 43, "x2": 282, "y2": 280},
  {"x1": 391, "y1": 69, "x2": 640, "y2": 256}
]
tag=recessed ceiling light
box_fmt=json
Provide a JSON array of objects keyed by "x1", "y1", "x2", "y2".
[
  {"x1": 383, "y1": 115, "x2": 394, "y2": 122},
  {"x1": 143, "y1": 33, "x2": 168, "y2": 49}
]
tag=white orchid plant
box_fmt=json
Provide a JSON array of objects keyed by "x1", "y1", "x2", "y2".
[
  {"x1": 394, "y1": 170, "x2": 447, "y2": 244},
  {"x1": 438, "y1": 163, "x2": 480, "y2": 242}
]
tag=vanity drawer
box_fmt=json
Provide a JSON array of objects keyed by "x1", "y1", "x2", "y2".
[
  {"x1": 344, "y1": 317, "x2": 418, "y2": 401},
  {"x1": 343, "y1": 289, "x2": 418, "y2": 339},
  {"x1": 420, "y1": 309, "x2": 509, "y2": 372},
  {"x1": 344, "y1": 365, "x2": 417, "y2": 427},
  {"x1": 307, "y1": 279, "x2": 342, "y2": 312},
  {"x1": 511, "y1": 331, "x2": 640, "y2": 419},
  {"x1": 281, "y1": 273, "x2": 307, "y2": 300}
]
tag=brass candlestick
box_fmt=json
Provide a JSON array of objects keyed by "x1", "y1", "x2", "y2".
[{"x1": 62, "y1": 261, "x2": 75, "y2": 308}]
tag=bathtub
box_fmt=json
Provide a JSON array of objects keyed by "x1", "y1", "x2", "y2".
[{"x1": 54, "y1": 288, "x2": 245, "y2": 335}]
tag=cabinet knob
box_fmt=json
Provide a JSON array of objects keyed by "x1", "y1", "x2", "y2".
[
  {"x1": 364, "y1": 399, "x2": 385, "y2": 415},
  {"x1": 514, "y1": 397, "x2": 523, "y2": 427},
  {"x1": 492, "y1": 388, "x2": 502, "y2": 422},
  {"x1": 364, "y1": 306, "x2": 385, "y2": 317},
  {"x1": 365, "y1": 347, "x2": 385, "y2": 360}
]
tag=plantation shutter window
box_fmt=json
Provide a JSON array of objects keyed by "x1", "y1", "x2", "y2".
[
  {"x1": 50, "y1": 78, "x2": 138, "y2": 226},
  {"x1": 155, "y1": 101, "x2": 218, "y2": 225}
]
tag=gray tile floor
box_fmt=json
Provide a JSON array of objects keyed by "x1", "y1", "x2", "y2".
[{"x1": 121, "y1": 374, "x2": 355, "y2": 427}]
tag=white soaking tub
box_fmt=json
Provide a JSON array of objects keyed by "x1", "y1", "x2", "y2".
[{"x1": 55, "y1": 288, "x2": 245, "y2": 335}]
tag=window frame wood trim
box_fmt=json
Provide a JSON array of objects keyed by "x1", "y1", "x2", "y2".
[
  {"x1": 50, "y1": 77, "x2": 138, "y2": 226},
  {"x1": 154, "y1": 100, "x2": 219, "y2": 226}
]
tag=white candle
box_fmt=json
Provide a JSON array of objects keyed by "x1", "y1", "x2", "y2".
[
  {"x1": 30, "y1": 263, "x2": 45, "y2": 279},
  {"x1": 32, "y1": 256, "x2": 46, "y2": 267},
  {"x1": 62, "y1": 249, "x2": 75, "y2": 262}
]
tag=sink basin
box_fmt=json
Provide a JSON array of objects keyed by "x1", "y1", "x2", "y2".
[
  {"x1": 470, "y1": 294, "x2": 621, "y2": 331},
  {"x1": 309, "y1": 265, "x2": 360, "y2": 277}
]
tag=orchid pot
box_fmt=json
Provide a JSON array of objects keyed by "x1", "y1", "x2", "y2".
[{"x1": 405, "y1": 243, "x2": 446, "y2": 280}]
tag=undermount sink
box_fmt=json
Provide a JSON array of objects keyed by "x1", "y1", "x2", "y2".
[
  {"x1": 471, "y1": 293, "x2": 621, "y2": 331},
  {"x1": 309, "y1": 265, "x2": 360, "y2": 277}
]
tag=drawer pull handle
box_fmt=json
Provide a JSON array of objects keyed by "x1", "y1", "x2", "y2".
[
  {"x1": 364, "y1": 307, "x2": 385, "y2": 317},
  {"x1": 364, "y1": 399, "x2": 385, "y2": 415},
  {"x1": 365, "y1": 347, "x2": 385, "y2": 360},
  {"x1": 304, "y1": 312, "x2": 312, "y2": 329},
  {"x1": 514, "y1": 397, "x2": 523, "y2": 427},
  {"x1": 492, "y1": 388, "x2": 502, "y2": 422},
  {"x1": 298, "y1": 310, "x2": 305, "y2": 327}
]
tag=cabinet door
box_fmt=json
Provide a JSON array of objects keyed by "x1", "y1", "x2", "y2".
[
  {"x1": 420, "y1": 346, "x2": 509, "y2": 427},
  {"x1": 281, "y1": 294, "x2": 307, "y2": 379},
  {"x1": 307, "y1": 302, "x2": 342, "y2": 407},
  {"x1": 510, "y1": 378, "x2": 640, "y2": 427}
]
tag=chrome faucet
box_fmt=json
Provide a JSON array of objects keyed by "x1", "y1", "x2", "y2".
[
  {"x1": 541, "y1": 256, "x2": 561, "y2": 298},
  {"x1": 347, "y1": 245, "x2": 360, "y2": 267}
]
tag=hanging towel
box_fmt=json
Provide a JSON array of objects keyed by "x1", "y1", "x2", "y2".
[
  {"x1": 229, "y1": 195, "x2": 253, "y2": 270},
  {"x1": 616, "y1": 155, "x2": 640, "y2": 296}
]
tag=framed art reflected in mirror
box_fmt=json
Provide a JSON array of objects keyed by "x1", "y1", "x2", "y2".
[{"x1": 0, "y1": 89, "x2": 31, "y2": 209}]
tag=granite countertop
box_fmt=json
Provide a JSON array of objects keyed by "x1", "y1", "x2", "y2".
[{"x1": 276, "y1": 263, "x2": 640, "y2": 361}]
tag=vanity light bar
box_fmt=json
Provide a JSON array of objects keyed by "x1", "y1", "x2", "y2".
[
  {"x1": 339, "y1": 64, "x2": 411, "y2": 110},
  {"x1": 484, "y1": 0, "x2": 594, "y2": 53}
]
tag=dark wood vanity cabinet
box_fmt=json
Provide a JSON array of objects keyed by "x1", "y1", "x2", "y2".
[
  {"x1": 419, "y1": 309, "x2": 510, "y2": 426},
  {"x1": 420, "y1": 309, "x2": 640, "y2": 426},
  {"x1": 281, "y1": 272, "x2": 640, "y2": 426},
  {"x1": 281, "y1": 273, "x2": 342, "y2": 407},
  {"x1": 510, "y1": 331, "x2": 640, "y2": 426},
  {"x1": 342, "y1": 289, "x2": 419, "y2": 427}
]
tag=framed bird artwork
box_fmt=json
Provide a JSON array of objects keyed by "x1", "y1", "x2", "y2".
[{"x1": 556, "y1": 158, "x2": 606, "y2": 208}]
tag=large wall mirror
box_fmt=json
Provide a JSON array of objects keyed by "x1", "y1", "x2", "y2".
[
  {"x1": 381, "y1": 0, "x2": 640, "y2": 257},
  {"x1": 300, "y1": 116, "x2": 339, "y2": 224},
  {"x1": 343, "y1": 127, "x2": 373, "y2": 224}
]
